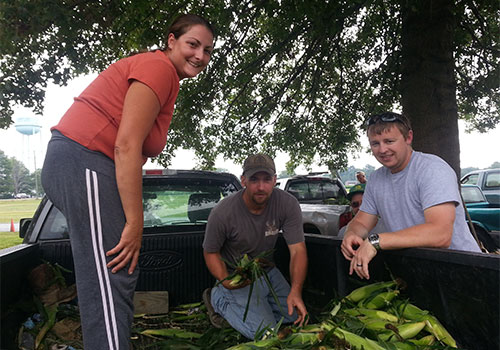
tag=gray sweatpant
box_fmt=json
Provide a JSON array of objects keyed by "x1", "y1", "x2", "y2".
[{"x1": 41, "y1": 130, "x2": 138, "y2": 350}]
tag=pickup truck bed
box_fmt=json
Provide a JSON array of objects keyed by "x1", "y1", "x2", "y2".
[
  {"x1": 3, "y1": 233, "x2": 498, "y2": 350},
  {"x1": 1, "y1": 170, "x2": 498, "y2": 350}
]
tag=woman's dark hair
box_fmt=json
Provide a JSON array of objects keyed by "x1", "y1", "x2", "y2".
[
  {"x1": 166, "y1": 13, "x2": 215, "y2": 43},
  {"x1": 128, "y1": 14, "x2": 214, "y2": 56}
]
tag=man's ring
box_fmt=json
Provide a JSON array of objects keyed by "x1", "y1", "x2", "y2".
[{"x1": 356, "y1": 264, "x2": 363, "y2": 267}]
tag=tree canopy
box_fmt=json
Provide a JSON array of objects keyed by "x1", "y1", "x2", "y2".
[{"x1": 1, "y1": 0, "x2": 498, "y2": 172}]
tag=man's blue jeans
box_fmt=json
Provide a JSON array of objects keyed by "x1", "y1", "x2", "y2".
[{"x1": 211, "y1": 267, "x2": 297, "y2": 339}]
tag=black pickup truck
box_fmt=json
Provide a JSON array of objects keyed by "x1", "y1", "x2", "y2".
[{"x1": 1, "y1": 169, "x2": 499, "y2": 350}]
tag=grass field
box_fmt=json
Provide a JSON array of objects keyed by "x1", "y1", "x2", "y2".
[
  {"x1": 0, "y1": 199, "x2": 41, "y2": 249},
  {"x1": 0, "y1": 232, "x2": 23, "y2": 249},
  {"x1": 0, "y1": 198, "x2": 41, "y2": 223}
]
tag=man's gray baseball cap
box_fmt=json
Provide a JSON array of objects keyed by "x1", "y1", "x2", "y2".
[{"x1": 242, "y1": 154, "x2": 276, "y2": 178}]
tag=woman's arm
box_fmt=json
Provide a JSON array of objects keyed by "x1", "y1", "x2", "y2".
[{"x1": 106, "y1": 81, "x2": 160, "y2": 274}]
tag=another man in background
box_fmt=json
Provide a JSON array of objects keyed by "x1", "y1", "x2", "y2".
[
  {"x1": 356, "y1": 171, "x2": 367, "y2": 184},
  {"x1": 339, "y1": 183, "x2": 385, "y2": 237},
  {"x1": 341, "y1": 112, "x2": 481, "y2": 280}
]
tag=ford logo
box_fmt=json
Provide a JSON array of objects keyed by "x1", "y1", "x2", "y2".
[{"x1": 139, "y1": 250, "x2": 183, "y2": 271}]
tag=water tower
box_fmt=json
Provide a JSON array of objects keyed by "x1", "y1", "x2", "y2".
[{"x1": 15, "y1": 116, "x2": 42, "y2": 173}]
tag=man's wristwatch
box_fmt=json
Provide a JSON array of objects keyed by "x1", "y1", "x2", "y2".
[{"x1": 367, "y1": 233, "x2": 381, "y2": 251}]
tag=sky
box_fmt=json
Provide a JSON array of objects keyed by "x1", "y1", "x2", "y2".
[{"x1": 1, "y1": 74, "x2": 499, "y2": 176}]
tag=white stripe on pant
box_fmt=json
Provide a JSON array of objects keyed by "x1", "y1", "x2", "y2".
[{"x1": 86, "y1": 169, "x2": 120, "y2": 350}]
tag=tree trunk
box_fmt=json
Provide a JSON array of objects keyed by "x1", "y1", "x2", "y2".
[{"x1": 400, "y1": 0, "x2": 461, "y2": 177}]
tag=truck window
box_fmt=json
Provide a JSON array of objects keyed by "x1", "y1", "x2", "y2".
[
  {"x1": 39, "y1": 207, "x2": 69, "y2": 240},
  {"x1": 461, "y1": 174, "x2": 479, "y2": 185},
  {"x1": 461, "y1": 186, "x2": 485, "y2": 203},
  {"x1": 287, "y1": 181, "x2": 310, "y2": 200},
  {"x1": 142, "y1": 178, "x2": 240, "y2": 226},
  {"x1": 485, "y1": 172, "x2": 500, "y2": 189}
]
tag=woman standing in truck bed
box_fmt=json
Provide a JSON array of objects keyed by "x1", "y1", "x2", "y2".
[{"x1": 41, "y1": 14, "x2": 214, "y2": 350}]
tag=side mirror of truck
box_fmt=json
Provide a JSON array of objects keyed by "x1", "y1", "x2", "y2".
[{"x1": 19, "y1": 218, "x2": 32, "y2": 239}]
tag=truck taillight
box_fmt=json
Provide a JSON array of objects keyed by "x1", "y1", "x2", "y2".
[
  {"x1": 339, "y1": 211, "x2": 353, "y2": 229},
  {"x1": 143, "y1": 169, "x2": 163, "y2": 175}
]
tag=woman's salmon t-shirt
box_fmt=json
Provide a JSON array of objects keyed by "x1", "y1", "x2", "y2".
[{"x1": 53, "y1": 50, "x2": 180, "y2": 162}]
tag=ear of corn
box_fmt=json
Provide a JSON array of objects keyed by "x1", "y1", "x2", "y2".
[
  {"x1": 387, "y1": 341, "x2": 418, "y2": 350},
  {"x1": 141, "y1": 328, "x2": 202, "y2": 339},
  {"x1": 356, "y1": 308, "x2": 399, "y2": 322},
  {"x1": 397, "y1": 301, "x2": 428, "y2": 320},
  {"x1": 226, "y1": 337, "x2": 280, "y2": 349},
  {"x1": 287, "y1": 331, "x2": 325, "y2": 345},
  {"x1": 334, "y1": 327, "x2": 386, "y2": 350},
  {"x1": 360, "y1": 289, "x2": 400, "y2": 309},
  {"x1": 424, "y1": 315, "x2": 457, "y2": 348},
  {"x1": 358, "y1": 317, "x2": 396, "y2": 331},
  {"x1": 229, "y1": 273, "x2": 244, "y2": 287},
  {"x1": 379, "y1": 321, "x2": 426, "y2": 342},
  {"x1": 299, "y1": 324, "x2": 323, "y2": 333},
  {"x1": 345, "y1": 280, "x2": 397, "y2": 303},
  {"x1": 329, "y1": 301, "x2": 342, "y2": 317},
  {"x1": 343, "y1": 308, "x2": 362, "y2": 316},
  {"x1": 409, "y1": 334, "x2": 435, "y2": 346}
]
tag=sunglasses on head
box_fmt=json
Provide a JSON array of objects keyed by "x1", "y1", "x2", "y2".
[
  {"x1": 365, "y1": 112, "x2": 409, "y2": 128},
  {"x1": 351, "y1": 201, "x2": 361, "y2": 208}
]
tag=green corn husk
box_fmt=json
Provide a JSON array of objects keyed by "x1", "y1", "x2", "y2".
[
  {"x1": 423, "y1": 315, "x2": 457, "y2": 348},
  {"x1": 287, "y1": 331, "x2": 325, "y2": 345},
  {"x1": 345, "y1": 280, "x2": 397, "y2": 303},
  {"x1": 354, "y1": 308, "x2": 399, "y2": 322},
  {"x1": 397, "y1": 301, "x2": 428, "y2": 321},
  {"x1": 408, "y1": 334, "x2": 436, "y2": 346},
  {"x1": 334, "y1": 327, "x2": 386, "y2": 350},
  {"x1": 343, "y1": 308, "x2": 363, "y2": 317},
  {"x1": 141, "y1": 328, "x2": 202, "y2": 339},
  {"x1": 329, "y1": 301, "x2": 342, "y2": 317},
  {"x1": 358, "y1": 317, "x2": 397, "y2": 331},
  {"x1": 176, "y1": 301, "x2": 203, "y2": 309},
  {"x1": 379, "y1": 321, "x2": 426, "y2": 342},
  {"x1": 298, "y1": 324, "x2": 324, "y2": 333},
  {"x1": 388, "y1": 341, "x2": 418, "y2": 350},
  {"x1": 34, "y1": 303, "x2": 58, "y2": 349},
  {"x1": 360, "y1": 289, "x2": 400, "y2": 309},
  {"x1": 228, "y1": 273, "x2": 245, "y2": 287},
  {"x1": 226, "y1": 337, "x2": 281, "y2": 349},
  {"x1": 397, "y1": 300, "x2": 456, "y2": 347}
]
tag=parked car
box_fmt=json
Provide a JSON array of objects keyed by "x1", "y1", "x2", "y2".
[
  {"x1": 14, "y1": 193, "x2": 30, "y2": 199},
  {"x1": 461, "y1": 184, "x2": 500, "y2": 252},
  {"x1": 276, "y1": 173, "x2": 348, "y2": 205},
  {"x1": 461, "y1": 168, "x2": 500, "y2": 205},
  {"x1": 276, "y1": 173, "x2": 352, "y2": 236},
  {"x1": 344, "y1": 180, "x2": 358, "y2": 190}
]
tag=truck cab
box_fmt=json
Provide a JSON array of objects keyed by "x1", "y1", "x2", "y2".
[{"x1": 461, "y1": 168, "x2": 500, "y2": 205}]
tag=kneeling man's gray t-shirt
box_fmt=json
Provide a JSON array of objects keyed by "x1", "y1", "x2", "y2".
[
  {"x1": 361, "y1": 151, "x2": 480, "y2": 252},
  {"x1": 203, "y1": 188, "x2": 304, "y2": 268}
]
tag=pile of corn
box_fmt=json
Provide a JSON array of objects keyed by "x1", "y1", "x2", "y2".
[{"x1": 227, "y1": 279, "x2": 458, "y2": 349}]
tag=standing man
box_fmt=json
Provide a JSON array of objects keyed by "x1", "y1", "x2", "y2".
[
  {"x1": 356, "y1": 171, "x2": 367, "y2": 184},
  {"x1": 203, "y1": 154, "x2": 308, "y2": 339},
  {"x1": 341, "y1": 112, "x2": 481, "y2": 280}
]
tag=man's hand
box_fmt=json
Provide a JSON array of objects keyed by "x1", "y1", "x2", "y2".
[
  {"x1": 349, "y1": 239, "x2": 378, "y2": 280},
  {"x1": 287, "y1": 290, "x2": 308, "y2": 326},
  {"x1": 341, "y1": 233, "x2": 364, "y2": 261},
  {"x1": 341, "y1": 212, "x2": 377, "y2": 261}
]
